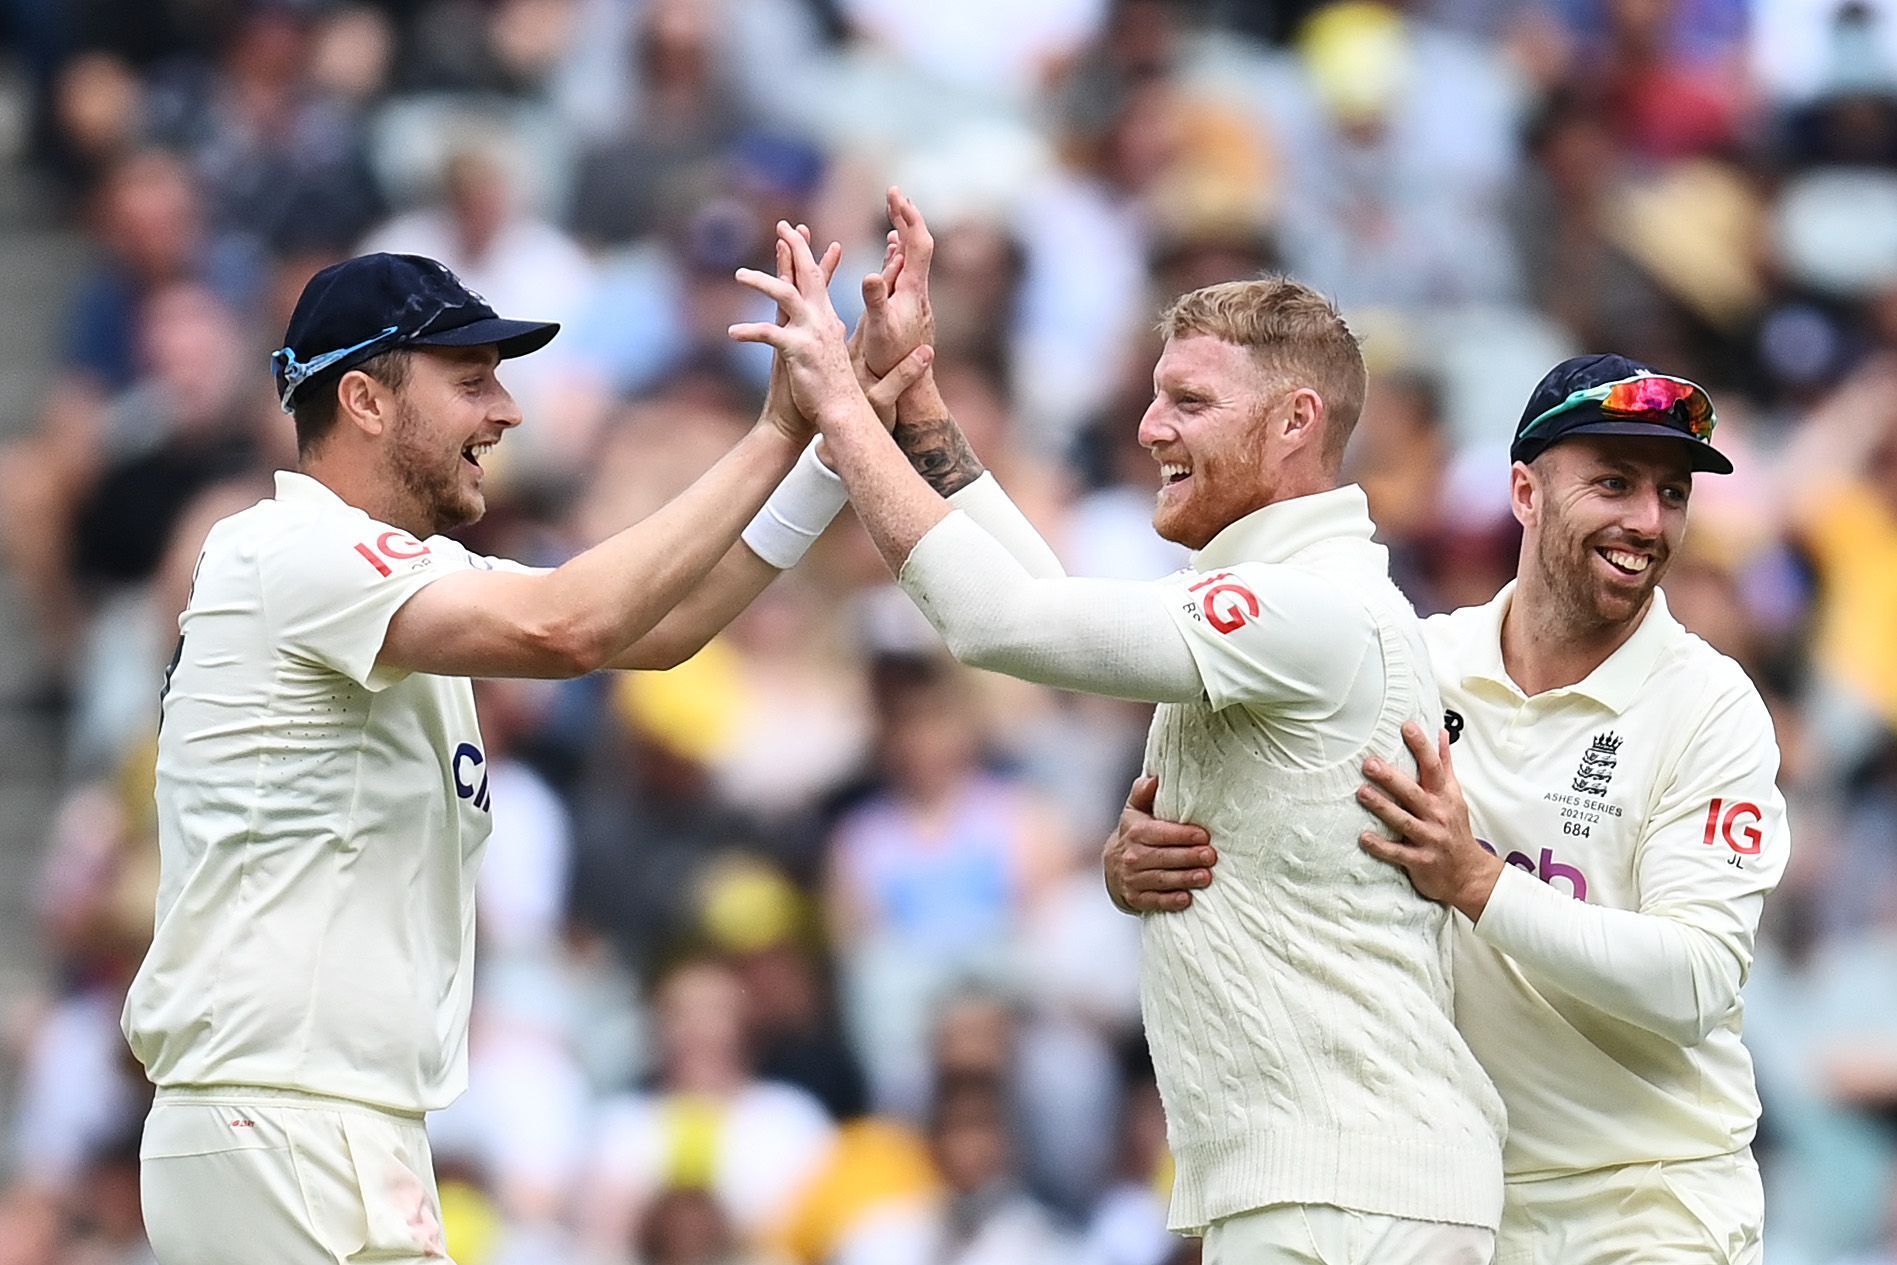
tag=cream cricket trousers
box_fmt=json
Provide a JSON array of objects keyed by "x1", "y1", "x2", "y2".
[
  {"x1": 1205, "y1": 1203, "x2": 1495, "y2": 1264},
  {"x1": 140, "y1": 1085, "x2": 452, "y2": 1264},
  {"x1": 1496, "y1": 1150, "x2": 1764, "y2": 1265}
]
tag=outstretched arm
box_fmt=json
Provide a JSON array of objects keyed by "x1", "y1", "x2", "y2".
[
  {"x1": 606, "y1": 360, "x2": 929, "y2": 670},
  {"x1": 732, "y1": 222, "x2": 1203, "y2": 702},
  {"x1": 605, "y1": 231, "x2": 931, "y2": 670},
  {"x1": 852, "y1": 188, "x2": 987, "y2": 500},
  {"x1": 382, "y1": 232, "x2": 923, "y2": 680},
  {"x1": 379, "y1": 423, "x2": 805, "y2": 679},
  {"x1": 901, "y1": 511, "x2": 1203, "y2": 702},
  {"x1": 602, "y1": 231, "x2": 841, "y2": 671}
]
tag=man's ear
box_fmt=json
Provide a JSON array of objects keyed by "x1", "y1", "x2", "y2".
[
  {"x1": 1284, "y1": 386, "x2": 1326, "y2": 448},
  {"x1": 336, "y1": 368, "x2": 389, "y2": 437},
  {"x1": 1509, "y1": 460, "x2": 1538, "y2": 529}
]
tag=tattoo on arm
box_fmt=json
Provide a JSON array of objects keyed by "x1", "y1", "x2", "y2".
[{"x1": 892, "y1": 415, "x2": 985, "y2": 497}]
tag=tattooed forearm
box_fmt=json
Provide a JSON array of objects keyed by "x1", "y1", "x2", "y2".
[{"x1": 892, "y1": 416, "x2": 985, "y2": 497}]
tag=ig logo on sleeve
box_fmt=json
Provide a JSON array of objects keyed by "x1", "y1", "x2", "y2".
[
  {"x1": 1702, "y1": 798, "x2": 1762, "y2": 865},
  {"x1": 1186, "y1": 571, "x2": 1261, "y2": 635}
]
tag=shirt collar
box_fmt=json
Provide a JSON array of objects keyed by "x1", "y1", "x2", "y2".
[
  {"x1": 1191, "y1": 484, "x2": 1376, "y2": 570},
  {"x1": 274, "y1": 470, "x2": 368, "y2": 517},
  {"x1": 1463, "y1": 580, "x2": 1680, "y2": 714}
]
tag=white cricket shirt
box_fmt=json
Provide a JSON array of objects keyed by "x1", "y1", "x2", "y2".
[
  {"x1": 1424, "y1": 584, "x2": 1789, "y2": 1178},
  {"x1": 123, "y1": 471, "x2": 524, "y2": 1114}
]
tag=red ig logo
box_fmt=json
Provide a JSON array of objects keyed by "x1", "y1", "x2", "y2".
[
  {"x1": 353, "y1": 531, "x2": 432, "y2": 577},
  {"x1": 1701, "y1": 798, "x2": 1762, "y2": 856},
  {"x1": 1188, "y1": 571, "x2": 1261, "y2": 635}
]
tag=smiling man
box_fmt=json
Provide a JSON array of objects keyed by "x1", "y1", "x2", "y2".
[
  {"x1": 1109, "y1": 354, "x2": 1790, "y2": 1264},
  {"x1": 738, "y1": 225, "x2": 1507, "y2": 1263},
  {"x1": 122, "y1": 251, "x2": 928, "y2": 1264}
]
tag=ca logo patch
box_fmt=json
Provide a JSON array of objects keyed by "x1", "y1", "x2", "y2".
[{"x1": 452, "y1": 742, "x2": 491, "y2": 812}]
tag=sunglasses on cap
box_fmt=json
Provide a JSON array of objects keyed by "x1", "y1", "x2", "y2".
[
  {"x1": 271, "y1": 325, "x2": 400, "y2": 412},
  {"x1": 1518, "y1": 373, "x2": 1718, "y2": 445}
]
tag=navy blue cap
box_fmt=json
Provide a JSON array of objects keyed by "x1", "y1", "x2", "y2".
[
  {"x1": 272, "y1": 253, "x2": 559, "y2": 412},
  {"x1": 1512, "y1": 353, "x2": 1733, "y2": 474}
]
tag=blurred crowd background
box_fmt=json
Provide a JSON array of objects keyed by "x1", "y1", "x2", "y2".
[{"x1": 1, "y1": 0, "x2": 1896, "y2": 1262}]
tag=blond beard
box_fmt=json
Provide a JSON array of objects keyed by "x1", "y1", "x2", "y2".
[{"x1": 386, "y1": 395, "x2": 481, "y2": 537}]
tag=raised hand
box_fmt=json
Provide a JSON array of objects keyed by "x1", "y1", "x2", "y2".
[
  {"x1": 853, "y1": 187, "x2": 936, "y2": 378},
  {"x1": 732, "y1": 222, "x2": 930, "y2": 436},
  {"x1": 848, "y1": 190, "x2": 984, "y2": 496},
  {"x1": 760, "y1": 225, "x2": 843, "y2": 445}
]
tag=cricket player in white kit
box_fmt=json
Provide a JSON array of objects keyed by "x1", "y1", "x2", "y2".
[
  {"x1": 1111, "y1": 355, "x2": 1788, "y2": 1263},
  {"x1": 122, "y1": 250, "x2": 928, "y2": 1264},
  {"x1": 734, "y1": 207, "x2": 1505, "y2": 1263}
]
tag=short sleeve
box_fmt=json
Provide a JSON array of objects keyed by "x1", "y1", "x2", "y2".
[
  {"x1": 466, "y1": 552, "x2": 551, "y2": 578},
  {"x1": 259, "y1": 520, "x2": 472, "y2": 691},
  {"x1": 1633, "y1": 673, "x2": 1790, "y2": 979},
  {"x1": 1154, "y1": 561, "x2": 1378, "y2": 712}
]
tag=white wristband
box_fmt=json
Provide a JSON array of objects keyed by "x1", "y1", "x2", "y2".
[{"x1": 741, "y1": 439, "x2": 849, "y2": 569}]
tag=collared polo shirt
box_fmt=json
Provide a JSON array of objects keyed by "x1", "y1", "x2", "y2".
[
  {"x1": 1423, "y1": 583, "x2": 1789, "y2": 1178},
  {"x1": 124, "y1": 471, "x2": 530, "y2": 1114}
]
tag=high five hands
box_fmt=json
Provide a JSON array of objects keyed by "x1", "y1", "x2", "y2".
[
  {"x1": 731, "y1": 220, "x2": 933, "y2": 443},
  {"x1": 754, "y1": 223, "x2": 929, "y2": 442},
  {"x1": 855, "y1": 188, "x2": 937, "y2": 381},
  {"x1": 757, "y1": 226, "x2": 840, "y2": 445}
]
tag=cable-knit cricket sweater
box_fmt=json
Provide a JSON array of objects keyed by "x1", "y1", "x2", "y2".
[
  {"x1": 895, "y1": 486, "x2": 1507, "y2": 1233},
  {"x1": 1137, "y1": 496, "x2": 1505, "y2": 1234}
]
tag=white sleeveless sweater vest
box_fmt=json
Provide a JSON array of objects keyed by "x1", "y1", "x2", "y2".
[{"x1": 1141, "y1": 536, "x2": 1506, "y2": 1233}]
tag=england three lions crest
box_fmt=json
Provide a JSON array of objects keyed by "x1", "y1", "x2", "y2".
[{"x1": 1572, "y1": 732, "x2": 1622, "y2": 797}]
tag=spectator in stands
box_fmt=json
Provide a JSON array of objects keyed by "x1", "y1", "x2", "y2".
[
  {"x1": 823, "y1": 652, "x2": 1071, "y2": 1116},
  {"x1": 832, "y1": 1073, "x2": 1079, "y2": 1265},
  {"x1": 581, "y1": 957, "x2": 836, "y2": 1255}
]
